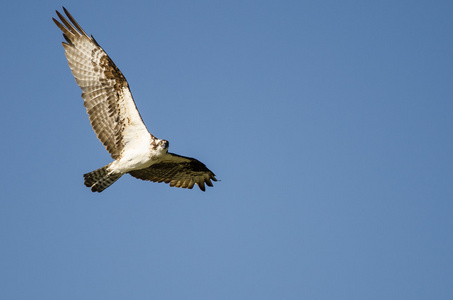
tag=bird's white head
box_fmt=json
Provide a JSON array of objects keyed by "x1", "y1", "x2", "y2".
[{"x1": 157, "y1": 139, "x2": 169, "y2": 153}]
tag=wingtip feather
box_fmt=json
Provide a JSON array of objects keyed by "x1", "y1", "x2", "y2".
[{"x1": 198, "y1": 181, "x2": 206, "y2": 192}]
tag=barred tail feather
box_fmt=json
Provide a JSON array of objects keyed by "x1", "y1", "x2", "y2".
[{"x1": 83, "y1": 164, "x2": 122, "y2": 193}]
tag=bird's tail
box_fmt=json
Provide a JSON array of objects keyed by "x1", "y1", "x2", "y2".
[{"x1": 83, "y1": 163, "x2": 122, "y2": 193}]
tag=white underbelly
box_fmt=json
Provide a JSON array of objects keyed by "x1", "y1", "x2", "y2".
[
  {"x1": 114, "y1": 154, "x2": 155, "y2": 173},
  {"x1": 111, "y1": 126, "x2": 157, "y2": 173}
]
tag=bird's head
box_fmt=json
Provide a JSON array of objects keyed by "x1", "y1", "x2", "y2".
[{"x1": 157, "y1": 139, "x2": 169, "y2": 152}]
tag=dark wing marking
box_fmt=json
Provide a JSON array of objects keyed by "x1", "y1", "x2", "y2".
[
  {"x1": 53, "y1": 7, "x2": 148, "y2": 159},
  {"x1": 128, "y1": 153, "x2": 217, "y2": 191}
]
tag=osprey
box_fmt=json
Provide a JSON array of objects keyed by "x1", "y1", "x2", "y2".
[{"x1": 53, "y1": 7, "x2": 217, "y2": 192}]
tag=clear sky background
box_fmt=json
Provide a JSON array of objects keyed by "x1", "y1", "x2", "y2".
[{"x1": 1, "y1": 0, "x2": 452, "y2": 299}]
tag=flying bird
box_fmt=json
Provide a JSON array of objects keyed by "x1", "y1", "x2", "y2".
[{"x1": 53, "y1": 7, "x2": 217, "y2": 192}]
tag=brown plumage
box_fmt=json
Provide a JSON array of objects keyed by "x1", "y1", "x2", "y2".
[{"x1": 129, "y1": 154, "x2": 216, "y2": 192}]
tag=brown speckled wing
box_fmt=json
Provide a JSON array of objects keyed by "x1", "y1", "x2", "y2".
[
  {"x1": 53, "y1": 8, "x2": 146, "y2": 159},
  {"x1": 128, "y1": 153, "x2": 217, "y2": 191}
]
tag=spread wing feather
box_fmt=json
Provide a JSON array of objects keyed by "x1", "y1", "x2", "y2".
[
  {"x1": 128, "y1": 153, "x2": 217, "y2": 191},
  {"x1": 53, "y1": 8, "x2": 149, "y2": 159}
]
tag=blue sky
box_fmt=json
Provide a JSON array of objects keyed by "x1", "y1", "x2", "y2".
[{"x1": 1, "y1": 0, "x2": 452, "y2": 299}]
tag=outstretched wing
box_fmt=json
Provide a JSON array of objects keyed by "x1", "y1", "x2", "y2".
[
  {"x1": 53, "y1": 7, "x2": 150, "y2": 159},
  {"x1": 128, "y1": 153, "x2": 217, "y2": 191}
]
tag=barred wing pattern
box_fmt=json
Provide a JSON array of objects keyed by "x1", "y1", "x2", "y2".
[
  {"x1": 129, "y1": 153, "x2": 217, "y2": 191},
  {"x1": 53, "y1": 8, "x2": 148, "y2": 159}
]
